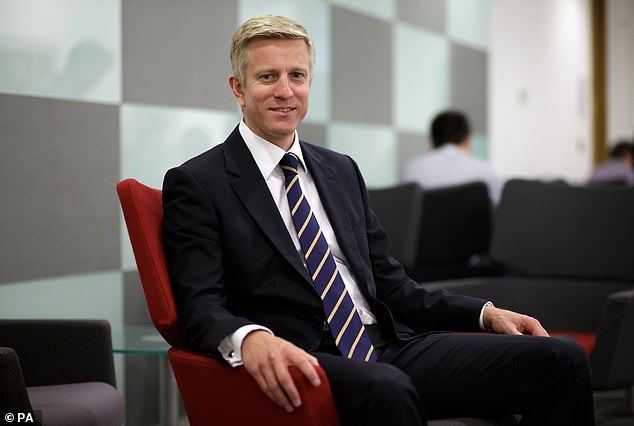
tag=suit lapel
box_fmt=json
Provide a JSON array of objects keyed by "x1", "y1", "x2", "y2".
[
  {"x1": 223, "y1": 129, "x2": 312, "y2": 285},
  {"x1": 301, "y1": 144, "x2": 364, "y2": 275}
]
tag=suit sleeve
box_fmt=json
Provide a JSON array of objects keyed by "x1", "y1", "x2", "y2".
[
  {"x1": 348, "y1": 159, "x2": 487, "y2": 331},
  {"x1": 162, "y1": 167, "x2": 255, "y2": 357}
]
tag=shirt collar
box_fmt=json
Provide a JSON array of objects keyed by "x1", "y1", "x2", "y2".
[
  {"x1": 239, "y1": 120, "x2": 306, "y2": 179},
  {"x1": 437, "y1": 144, "x2": 460, "y2": 152}
]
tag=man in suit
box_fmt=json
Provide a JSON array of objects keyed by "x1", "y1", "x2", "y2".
[{"x1": 162, "y1": 15, "x2": 594, "y2": 426}]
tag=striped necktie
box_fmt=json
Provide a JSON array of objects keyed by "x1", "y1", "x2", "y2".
[{"x1": 280, "y1": 152, "x2": 377, "y2": 362}]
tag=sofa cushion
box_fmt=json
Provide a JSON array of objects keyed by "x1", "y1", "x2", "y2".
[{"x1": 28, "y1": 382, "x2": 124, "y2": 426}]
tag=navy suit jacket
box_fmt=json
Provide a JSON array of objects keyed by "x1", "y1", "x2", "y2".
[{"x1": 162, "y1": 126, "x2": 486, "y2": 359}]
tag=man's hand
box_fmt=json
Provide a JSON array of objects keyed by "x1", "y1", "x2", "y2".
[
  {"x1": 483, "y1": 305, "x2": 550, "y2": 337},
  {"x1": 241, "y1": 330, "x2": 321, "y2": 413}
]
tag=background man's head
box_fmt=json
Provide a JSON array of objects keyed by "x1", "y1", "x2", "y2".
[
  {"x1": 430, "y1": 110, "x2": 471, "y2": 149},
  {"x1": 609, "y1": 140, "x2": 634, "y2": 167}
]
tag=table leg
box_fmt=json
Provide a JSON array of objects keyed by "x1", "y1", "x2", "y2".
[{"x1": 159, "y1": 355, "x2": 179, "y2": 426}]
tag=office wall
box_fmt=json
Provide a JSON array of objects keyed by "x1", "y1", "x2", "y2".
[
  {"x1": 0, "y1": 0, "x2": 489, "y2": 423},
  {"x1": 607, "y1": 0, "x2": 634, "y2": 142},
  {"x1": 489, "y1": 0, "x2": 593, "y2": 182},
  {"x1": 0, "y1": 1, "x2": 490, "y2": 313}
]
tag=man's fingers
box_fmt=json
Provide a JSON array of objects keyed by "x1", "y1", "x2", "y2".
[
  {"x1": 488, "y1": 307, "x2": 551, "y2": 338},
  {"x1": 260, "y1": 361, "x2": 295, "y2": 412},
  {"x1": 241, "y1": 333, "x2": 323, "y2": 413},
  {"x1": 271, "y1": 354, "x2": 302, "y2": 409},
  {"x1": 522, "y1": 317, "x2": 550, "y2": 337},
  {"x1": 244, "y1": 355, "x2": 294, "y2": 412},
  {"x1": 269, "y1": 345, "x2": 322, "y2": 410},
  {"x1": 290, "y1": 352, "x2": 321, "y2": 387}
]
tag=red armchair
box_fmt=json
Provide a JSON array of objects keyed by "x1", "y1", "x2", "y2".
[{"x1": 117, "y1": 178, "x2": 341, "y2": 426}]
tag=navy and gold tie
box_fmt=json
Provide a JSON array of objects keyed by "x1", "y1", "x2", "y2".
[{"x1": 280, "y1": 152, "x2": 377, "y2": 362}]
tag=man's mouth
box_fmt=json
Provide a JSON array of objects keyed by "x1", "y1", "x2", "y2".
[{"x1": 270, "y1": 107, "x2": 294, "y2": 113}]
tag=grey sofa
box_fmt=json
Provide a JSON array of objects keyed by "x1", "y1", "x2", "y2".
[
  {"x1": 0, "y1": 319, "x2": 124, "y2": 426},
  {"x1": 423, "y1": 179, "x2": 634, "y2": 394}
]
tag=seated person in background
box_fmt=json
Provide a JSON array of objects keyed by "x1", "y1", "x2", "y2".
[
  {"x1": 162, "y1": 15, "x2": 594, "y2": 426},
  {"x1": 401, "y1": 110, "x2": 502, "y2": 204},
  {"x1": 588, "y1": 140, "x2": 634, "y2": 186}
]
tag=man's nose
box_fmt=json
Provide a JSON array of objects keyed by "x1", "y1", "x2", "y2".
[{"x1": 274, "y1": 76, "x2": 293, "y2": 99}]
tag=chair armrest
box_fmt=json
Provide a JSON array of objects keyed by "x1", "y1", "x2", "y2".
[
  {"x1": 0, "y1": 320, "x2": 116, "y2": 387},
  {"x1": 0, "y1": 347, "x2": 33, "y2": 413},
  {"x1": 168, "y1": 347, "x2": 341, "y2": 426},
  {"x1": 590, "y1": 288, "x2": 634, "y2": 390}
]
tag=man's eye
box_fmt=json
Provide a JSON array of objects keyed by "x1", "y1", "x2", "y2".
[
  {"x1": 291, "y1": 72, "x2": 305, "y2": 79},
  {"x1": 260, "y1": 74, "x2": 274, "y2": 80}
]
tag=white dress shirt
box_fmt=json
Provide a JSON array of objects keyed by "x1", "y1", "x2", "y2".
[{"x1": 401, "y1": 144, "x2": 503, "y2": 205}]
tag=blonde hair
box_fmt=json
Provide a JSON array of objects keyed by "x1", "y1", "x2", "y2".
[{"x1": 230, "y1": 15, "x2": 315, "y2": 83}]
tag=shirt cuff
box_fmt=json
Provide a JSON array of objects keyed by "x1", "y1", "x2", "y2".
[
  {"x1": 479, "y1": 301, "x2": 494, "y2": 330},
  {"x1": 218, "y1": 324, "x2": 273, "y2": 367}
]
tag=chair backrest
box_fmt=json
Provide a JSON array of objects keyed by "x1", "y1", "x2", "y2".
[
  {"x1": 0, "y1": 347, "x2": 32, "y2": 414},
  {"x1": 0, "y1": 319, "x2": 117, "y2": 387},
  {"x1": 416, "y1": 181, "x2": 492, "y2": 265},
  {"x1": 490, "y1": 179, "x2": 634, "y2": 280},
  {"x1": 368, "y1": 182, "x2": 423, "y2": 269},
  {"x1": 116, "y1": 178, "x2": 180, "y2": 346}
]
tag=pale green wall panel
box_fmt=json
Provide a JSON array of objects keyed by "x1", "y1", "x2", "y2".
[
  {"x1": 0, "y1": 0, "x2": 120, "y2": 103},
  {"x1": 328, "y1": 123, "x2": 397, "y2": 189},
  {"x1": 471, "y1": 133, "x2": 489, "y2": 161},
  {"x1": 120, "y1": 103, "x2": 239, "y2": 189},
  {"x1": 394, "y1": 23, "x2": 450, "y2": 132},
  {"x1": 447, "y1": 0, "x2": 489, "y2": 49},
  {"x1": 120, "y1": 103, "x2": 239, "y2": 270},
  {"x1": 0, "y1": 271, "x2": 124, "y2": 328}
]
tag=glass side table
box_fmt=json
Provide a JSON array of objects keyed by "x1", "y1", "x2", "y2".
[{"x1": 112, "y1": 326, "x2": 179, "y2": 426}]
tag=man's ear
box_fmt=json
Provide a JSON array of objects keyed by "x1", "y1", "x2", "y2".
[{"x1": 229, "y1": 75, "x2": 245, "y2": 108}]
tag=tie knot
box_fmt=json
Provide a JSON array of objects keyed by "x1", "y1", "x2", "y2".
[{"x1": 280, "y1": 152, "x2": 300, "y2": 174}]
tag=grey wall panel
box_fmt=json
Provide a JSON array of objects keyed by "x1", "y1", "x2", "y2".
[
  {"x1": 123, "y1": 271, "x2": 152, "y2": 327},
  {"x1": 398, "y1": 131, "x2": 428, "y2": 172},
  {"x1": 299, "y1": 122, "x2": 327, "y2": 148},
  {"x1": 122, "y1": 0, "x2": 238, "y2": 110},
  {"x1": 397, "y1": 0, "x2": 446, "y2": 33},
  {"x1": 450, "y1": 42, "x2": 488, "y2": 134},
  {"x1": 332, "y1": 7, "x2": 392, "y2": 124},
  {"x1": 0, "y1": 94, "x2": 119, "y2": 284}
]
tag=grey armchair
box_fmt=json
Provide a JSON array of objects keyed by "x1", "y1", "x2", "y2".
[
  {"x1": 370, "y1": 182, "x2": 499, "y2": 282},
  {"x1": 411, "y1": 181, "x2": 497, "y2": 281},
  {"x1": 368, "y1": 182, "x2": 424, "y2": 271},
  {"x1": 0, "y1": 319, "x2": 124, "y2": 426}
]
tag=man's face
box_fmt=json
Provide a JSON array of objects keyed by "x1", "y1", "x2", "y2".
[{"x1": 230, "y1": 38, "x2": 311, "y2": 150}]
